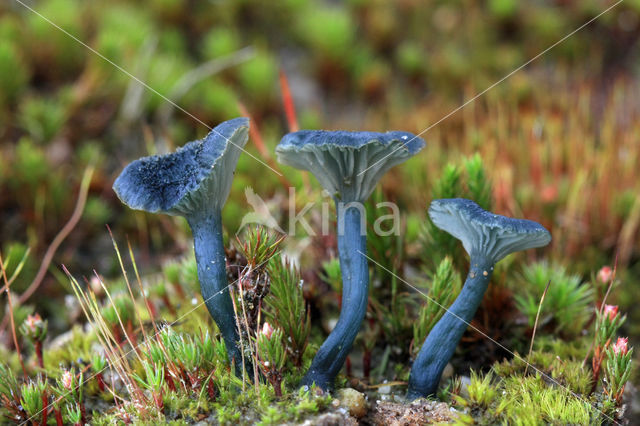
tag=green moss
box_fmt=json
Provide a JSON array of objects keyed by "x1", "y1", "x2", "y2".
[
  {"x1": 24, "y1": 0, "x2": 85, "y2": 74},
  {"x1": 159, "y1": 28, "x2": 188, "y2": 56},
  {"x1": 298, "y1": 109, "x2": 322, "y2": 130},
  {"x1": 459, "y1": 367, "x2": 601, "y2": 424},
  {"x1": 44, "y1": 325, "x2": 98, "y2": 371},
  {"x1": 0, "y1": 40, "x2": 29, "y2": 105},
  {"x1": 18, "y1": 96, "x2": 67, "y2": 143},
  {"x1": 396, "y1": 41, "x2": 425, "y2": 76},
  {"x1": 145, "y1": 53, "x2": 193, "y2": 110},
  {"x1": 466, "y1": 370, "x2": 498, "y2": 409},
  {"x1": 196, "y1": 79, "x2": 240, "y2": 120},
  {"x1": 502, "y1": 375, "x2": 594, "y2": 424},
  {"x1": 514, "y1": 262, "x2": 594, "y2": 337},
  {"x1": 488, "y1": 0, "x2": 518, "y2": 19},
  {"x1": 297, "y1": 6, "x2": 355, "y2": 59},
  {"x1": 76, "y1": 142, "x2": 105, "y2": 167},
  {"x1": 12, "y1": 138, "x2": 50, "y2": 190},
  {"x1": 238, "y1": 52, "x2": 277, "y2": 102},
  {"x1": 413, "y1": 257, "x2": 462, "y2": 356},
  {"x1": 95, "y1": 5, "x2": 154, "y2": 62},
  {"x1": 200, "y1": 28, "x2": 242, "y2": 59}
]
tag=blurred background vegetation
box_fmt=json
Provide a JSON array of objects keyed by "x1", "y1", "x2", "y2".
[{"x1": 1, "y1": 0, "x2": 640, "y2": 405}]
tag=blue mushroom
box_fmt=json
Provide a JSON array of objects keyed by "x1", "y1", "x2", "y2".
[
  {"x1": 113, "y1": 118, "x2": 249, "y2": 370},
  {"x1": 276, "y1": 130, "x2": 425, "y2": 390},
  {"x1": 408, "y1": 198, "x2": 551, "y2": 399}
]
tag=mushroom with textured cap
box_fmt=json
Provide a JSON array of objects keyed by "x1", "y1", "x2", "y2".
[
  {"x1": 113, "y1": 117, "x2": 249, "y2": 370},
  {"x1": 407, "y1": 198, "x2": 551, "y2": 399},
  {"x1": 276, "y1": 129, "x2": 425, "y2": 390}
]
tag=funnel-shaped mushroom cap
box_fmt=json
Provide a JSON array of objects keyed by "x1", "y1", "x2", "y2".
[
  {"x1": 276, "y1": 130, "x2": 425, "y2": 202},
  {"x1": 114, "y1": 118, "x2": 249, "y2": 217},
  {"x1": 429, "y1": 198, "x2": 551, "y2": 263}
]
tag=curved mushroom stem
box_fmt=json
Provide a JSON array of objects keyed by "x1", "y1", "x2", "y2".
[
  {"x1": 188, "y1": 211, "x2": 243, "y2": 373},
  {"x1": 301, "y1": 203, "x2": 369, "y2": 390},
  {"x1": 407, "y1": 256, "x2": 494, "y2": 399}
]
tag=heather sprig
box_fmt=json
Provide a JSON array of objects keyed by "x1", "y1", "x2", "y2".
[
  {"x1": 264, "y1": 257, "x2": 310, "y2": 367},
  {"x1": 132, "y1": 360, "x2": 165, "y2": 411},
  {"x1": 603, "y1": 337, "x2": 633, "y2": 406},
  {"x1": 53, "y1": 368, "x2": 85, "y2": 425},
  {"x1": 65, "y1": 403, "x2": 83, "y2": 426},
  {"x1": 237, "y1": 227, "x2": 285, "y2": 268},
  {"x1": 19, "y1": 375, "x2": 48, "y2": 426},
  {"x1": 90, "y1": 353, "x2": 108, "y2": 393},
  {"x1": 234, "y1": 226, "x2": 285, "y2": 343},
  {"x1": 256, "y1": 323, "x2": 286, "y2": 397},
  {"x1": 592, "y1": 304, "x2": 626, "y2": 392},
  {"x1": 0, "y1": 363, "x2": 27, "y2": 423},
  {"x1": 20, "y1": 313, "x2": 48, "y2": 369},
  {"x1": 595, "y1": 305, "x2": 626, "y2": 348},
  {"x1": 412, "y1": 257, "x2": 461, "y2": 357}
]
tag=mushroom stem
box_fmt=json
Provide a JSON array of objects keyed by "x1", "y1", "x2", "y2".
[
  {"x1": 407, "y1": 256, "x2": 494, "y2": 399},
  {"x1": 188, "y1": 211, "x2": 242, "y2": 371},
  {"x1": 301, "y1": 203, "x2": 369, "y2": 390}
]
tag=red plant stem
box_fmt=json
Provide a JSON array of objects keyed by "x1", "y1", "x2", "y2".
[
  {"x1": 35, "y1": 340, "x2": 44, "y2": 368},
  {"x1": 171, "y1": 281, "x2": 185, "y2": 300},
  {"x1": 207, "y1": 376, "x2": 216, "y2": 400},
  {"x1": 161, "y1": 294, "x2": 176, "y2": 316},
  {"x1": 41, "y1": 394, "x2": 48, "y2": 426},
  {"x1": 153, "y1": 391, "x2": 164, "y2": 410},
  {"x1": 146, "y1": 299, "x2": 158, "y2": 319},
  {"x1": 125, "y1": 321, "x2": 137, "y2": 347},
  {"x1": 55, "y1": 409, "x2": 63, "y2": 426},
  {"x1": 272, "y1": 377, "x2": 283, "y2": 398},
  {"x1": 112, "y1": 326, "x2": 123, "y2": 346},
  {"x1": 80, "y1": 402, "x2": 87, "y2": 425},
  {"x1": 591, "y1": 345, "x2": 607, "y2": 394},
  {"x1": 363, "y1": 349, "x2": 371, "y2": 380},
  {"x1": 96, "y1": 373, "x2": 106, "y2": 392},
  {"x1": 345, "y1": 356, "x2": 352, "y2": 377},
  {"x1": 279, "y1": 69, "x2": 299, "y2": 132},
  {"x1": 237, "y1": 102, "x2": 269, "y2": 158},
  {"x1": 165, "y1": 370, "x2": 176, "y2": 392}
]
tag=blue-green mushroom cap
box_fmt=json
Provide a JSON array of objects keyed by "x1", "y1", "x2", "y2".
[
  {"x1": 276, "y1": 130, "x2": 425, "y2": 202},
  {"x1": 113, "y1": 117, "x2": 249, "y2": 216},
  {"x1": 428, "y1": 198, "x2": 551, "y2": 263}
]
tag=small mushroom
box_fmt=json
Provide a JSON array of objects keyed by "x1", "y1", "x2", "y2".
[
  {"x1": 277, "y1": 130, "x2": 425, "y2": 390},
  {"x1": 113, "y1": 118, "x2": 249, "y2": 370},
  {"x1": 407, "y1": 198, "x2": 551, "y2": 399}
]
